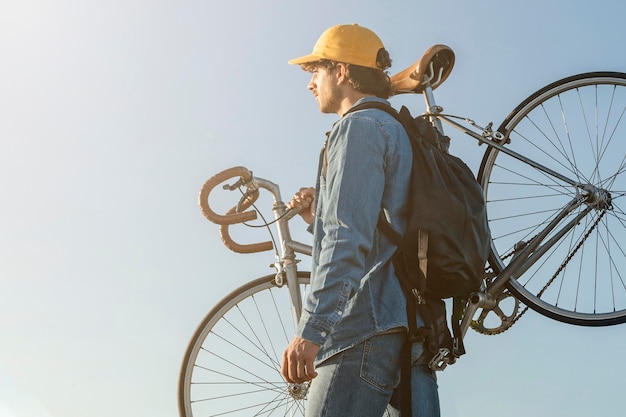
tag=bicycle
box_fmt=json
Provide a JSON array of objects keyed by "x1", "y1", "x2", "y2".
[{"x1": 178, "y1": 44, "x2": 626, "y2": 417}]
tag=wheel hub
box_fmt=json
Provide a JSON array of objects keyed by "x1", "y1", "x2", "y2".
[
  {"x1": 582, "y1": 184, "x2": 613, "y2": 210},
  {"x1": 287, "y1": 383, "x2": 309, "y2": 400}
]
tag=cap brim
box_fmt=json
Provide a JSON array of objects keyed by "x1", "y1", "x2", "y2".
[{"x1": 288, "y1": 54, "x2": 321, "y2": 65}]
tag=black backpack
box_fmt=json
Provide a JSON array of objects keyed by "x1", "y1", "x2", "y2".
[{"x1": 345, "y1": 101, "x2": 491, "y2": 412}]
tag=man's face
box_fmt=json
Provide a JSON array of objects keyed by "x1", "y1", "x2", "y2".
[{"x1": 307, "y1": 64, "x2": 342, "y2": 114}]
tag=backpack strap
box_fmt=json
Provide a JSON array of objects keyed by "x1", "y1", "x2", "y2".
[
  {"x1": 451, "y1": 298, "x2": 467, "y2": 357},
  {"x1": 344, "y1": 101, "x2": 415, "y2": 137}
]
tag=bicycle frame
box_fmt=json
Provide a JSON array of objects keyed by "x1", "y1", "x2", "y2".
[
  {"x1": 421, "y1": 79, "x2": 613, "y2": 337},
  {"x1": 199, "y1": 57, "x2": 620, "y2": 368},
  {"x1": 205, "y1": 79, "x2": 613, "y2": 348}
]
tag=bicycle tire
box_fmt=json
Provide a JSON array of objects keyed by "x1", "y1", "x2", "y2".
[
  {"x1": 478, "y1": 71, "x2": 626, "y2": 326},
  {"x1": 178, "y1": 272, "x2": 310, "y2": 417}
]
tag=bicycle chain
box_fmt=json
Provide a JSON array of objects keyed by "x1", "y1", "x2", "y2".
[{"x1": 471, "y1": 210, "x2": 606, "y2": 335}]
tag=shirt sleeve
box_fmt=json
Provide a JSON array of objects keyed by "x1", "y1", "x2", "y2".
[{"x1": 296, "y1": 114, "x2": 389, "y2": 345}]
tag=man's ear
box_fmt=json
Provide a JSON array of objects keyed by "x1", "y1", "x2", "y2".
[{"x1": 335, "y1": 63, "x2": 349, "y2": 85}]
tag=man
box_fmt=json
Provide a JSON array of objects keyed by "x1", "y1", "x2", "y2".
[{"x1": 281, "y1": 24, "x2": 440, "y2": 416}]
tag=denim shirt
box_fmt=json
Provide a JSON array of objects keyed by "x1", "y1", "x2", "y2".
[{"x1": 295, "y1": 96, "x2": 420, "y2": 364}]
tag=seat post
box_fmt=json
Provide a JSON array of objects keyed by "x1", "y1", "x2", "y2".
[{"x1": 422, "y1": 84, "x2": 445, "y2": 135}]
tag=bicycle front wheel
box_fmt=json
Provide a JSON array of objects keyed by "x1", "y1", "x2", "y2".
[
  {"x1": 478, "y1": 72, "x2": 626, "y2": 326},
  {"x1": 178, "y1": 272, "x2": 310, "y2": 417}
]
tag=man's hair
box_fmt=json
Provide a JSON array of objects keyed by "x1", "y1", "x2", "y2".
[{"x1": 302, "y1": 48, "x2": 394, "y2": 99}]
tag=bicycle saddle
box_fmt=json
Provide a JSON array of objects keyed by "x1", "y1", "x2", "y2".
[{"x1": 391, "y1": 44, "x2": 455, "y2": 94}]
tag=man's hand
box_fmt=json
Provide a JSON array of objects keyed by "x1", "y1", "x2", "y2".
[
  {"x1": 287, "y1": 187, "x2": 316, "y2": 225},
  {"x1": 281, "y1": 337, "x2": 320, "y2": 383}
]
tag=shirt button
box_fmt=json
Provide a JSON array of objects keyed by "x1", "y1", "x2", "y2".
[
  {"x1": 337, "y1": 311, "x2": 343, "y2": 316},
  {"x1": 320, "y1": 331, "x2": 327, "y2": 337}
]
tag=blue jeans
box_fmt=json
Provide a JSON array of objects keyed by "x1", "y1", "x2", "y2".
[{"x1": 305, "y1": 331, "x2": 440, "y2": 417}]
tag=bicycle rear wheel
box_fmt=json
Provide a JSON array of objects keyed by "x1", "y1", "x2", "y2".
[
  {"x1": 478, "y1": 72, "x2": 626, "y2": 326},
  {"x1": 178, "y1": 272, "x2": 310, "y2": 417}
]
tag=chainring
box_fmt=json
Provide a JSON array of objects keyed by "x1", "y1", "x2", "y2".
[{"x1": 470, "y1": 291, "x2": 521, "y2": 335}]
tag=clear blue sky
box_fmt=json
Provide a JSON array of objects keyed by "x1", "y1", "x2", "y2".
[{"x1": 1, "y1": 1, "x2": 624, "y2": 416}]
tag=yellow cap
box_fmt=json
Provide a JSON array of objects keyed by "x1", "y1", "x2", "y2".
[{"x1": 288, "y1": 24, "x2": 386, "y2": 69}]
